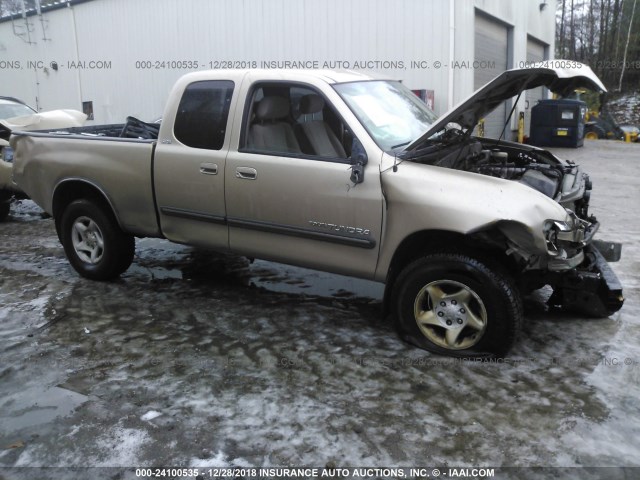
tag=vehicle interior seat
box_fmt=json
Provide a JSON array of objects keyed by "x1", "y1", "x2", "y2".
[
  {"x1": 297, "y1": 94, "x2": 347, "y2": 158},
  {"x1": 248, "y1": 96, "x2": 301, "y2": 153}
]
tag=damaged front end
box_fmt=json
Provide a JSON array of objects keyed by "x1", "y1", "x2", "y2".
[
  {"x1": 400, "y1": 64, "x2": 625, "y2": 318},
  {"x1": 491, "y1": 207, "x2": 623, "y2": 318},
  {"x1": 495, "y1": 157, "x2": 624, "y2": 317},
  {"x1": 402, "y1": 130, "x2": 624, "y2": 318},
  {"x1": 504, "y1": 180, "x2": 624, "y2": 317},
  {"x1": 546, "y1": 243, "x2": 625, "y2": 317},
  {"x1": 396, "y1": 62, "x2": 625, "y2": 318},
  {"x1": 537, "y1": 166, "x2": 623, "y2": 317},
  {"x1": 537, "y1": 208, "x2": 624, "y2": 317},
  {"x1": 402, "y1": 134, "x2": 625, "y2": 317}
]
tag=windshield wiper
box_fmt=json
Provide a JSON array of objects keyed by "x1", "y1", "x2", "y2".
[{"x1": 391, "y1": 140, "x2": 411, "y2": 149}]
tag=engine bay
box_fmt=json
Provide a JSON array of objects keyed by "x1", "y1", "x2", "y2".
[
  {"x1": 403, "y1": 129, "x2": 594, "y2": 214},
  {"x1": 465, "y1": 145, "x2": 565, "y2": 199}
]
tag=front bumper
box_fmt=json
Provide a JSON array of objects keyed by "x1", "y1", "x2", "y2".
[{"x1": 547, "y1": 243, "x2": 625, "y2": 317}]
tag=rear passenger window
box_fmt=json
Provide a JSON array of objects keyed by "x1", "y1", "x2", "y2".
[{"x1": 174, "y1": 80, "x2": 234, "y2": 150}]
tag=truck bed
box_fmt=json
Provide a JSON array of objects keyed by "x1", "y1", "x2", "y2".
[
  {"x1": 10, "y1": 118, "x2": 161, "y2": 237},
  {"x1": 37, "y1": 116, "x2": 160, "y2": 140}
]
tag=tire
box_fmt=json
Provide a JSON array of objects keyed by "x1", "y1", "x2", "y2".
[
  {"x1": 60, "y1": 199, "x2": 135, "y2": 280},
  {"x1": 391, "y1": 253, "x2": 522, "y2": 358},
  {"x1": 0, "y1": 201, "x2": 9, "y2": 222},
  {"x1": 584, "y1": 125, "x2": 605, "y2": 140}
]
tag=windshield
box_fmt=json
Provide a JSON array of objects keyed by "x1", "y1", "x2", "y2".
[
  {"x1": 0, "y1": 100, "x2": 36, "y2": 120},
  {"x1": 334, "y1": 80, "x2": 438, "y2": 152}
]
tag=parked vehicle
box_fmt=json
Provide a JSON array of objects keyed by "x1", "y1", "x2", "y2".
[
  {"x1": 619, "y1": 124, "x2": 639, "y2": 142},
  {"x1": 0, "y1": 97, "x2": 37, "y2": 220},
  {"x1": 0, "y1": 106, "x2": 86, "y2": 220},
  {"x1": 584, "y1": 107, "x2": 639, "y2": 142},
  {"x1": 0, "y1": 96, "x2": 37, "y2": 119},
  {"x1": 8, "y1": 64, "x2": 624, "y2": 357}
]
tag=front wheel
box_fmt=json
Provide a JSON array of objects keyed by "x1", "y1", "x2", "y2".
[
  {"x1": 391, "y1": 253, "x2": 522, "y2": 358},
  {"x1": 60, "y1": 199, "x2": 135, "y2": 280},
  {"x1": 584, "y1": 125, "x2": 606, "y2": 140}
]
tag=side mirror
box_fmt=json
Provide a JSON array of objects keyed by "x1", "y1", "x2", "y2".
[{"x1": 349, "y1": 138, "x2": 368, "y2": 184}]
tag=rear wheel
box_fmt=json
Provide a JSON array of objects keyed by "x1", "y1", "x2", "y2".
[
  {"x1": 391, "y1": 253, "x2": 522, "y2": 358},
  {"x1": 60, "y1": 199, "x2": 135, "y2": 280}
]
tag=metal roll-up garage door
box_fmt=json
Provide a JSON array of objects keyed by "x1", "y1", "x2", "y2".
[
  {"x1": 525, "y1": 38, "x2": 547, "y2": 136},
  {"x1": 474, "y1": 14, "x2": 508, "y2": 139}
]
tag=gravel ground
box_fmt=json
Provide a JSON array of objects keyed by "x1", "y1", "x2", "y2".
[{"x1": 0, "y1": 140, "x2": 638, "y2": 477}]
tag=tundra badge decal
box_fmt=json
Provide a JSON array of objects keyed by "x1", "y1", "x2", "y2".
[{"x1": 309, "y1": 221, "x2": 371, "y2": 236}]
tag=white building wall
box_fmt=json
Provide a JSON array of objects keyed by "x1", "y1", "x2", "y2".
[
  {"x1": 0, "y1": 6, "x2": 83, "y2": 112},
  {"x1": 0, "y1": 0, "x2": 555, "y2": 125},
  {"x1": 451, "y1": 0, "x2": 556, "y2": 125}
]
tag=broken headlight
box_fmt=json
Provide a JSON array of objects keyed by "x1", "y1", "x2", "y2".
[
  {"x1": 545, "y1": 218, "x2": 571, "y2": 255},
  {"x1": 544, "y1": 209, "x2": 598, "y2": 254}
]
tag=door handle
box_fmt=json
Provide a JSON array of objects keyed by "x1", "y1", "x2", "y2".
[
  {"x1": 200, "y1": 163, "x2": 218, "y2": 175},
  {"x1": 235, "y1": 167, "x2": 257, "y2": 180}
]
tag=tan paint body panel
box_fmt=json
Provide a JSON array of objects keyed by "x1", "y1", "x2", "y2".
[
  {"x1": 374, "y1": 154, "x2": 568, "y2": 281},
  {"x1": 225, "y1": 151, "x2": 383, "y2": 277},
  {"x1": 223, "y1": 70, "x2": 384, "y2": 278},
  {"x1": 152, "y1": 70, "x2": 245, "y2": 249},
  {"x1": 11, "y1": 134, "x2": 159, "y2": 237},
  {"x1": 1, "y1": 109, "x2": 87, "y2": 193}
]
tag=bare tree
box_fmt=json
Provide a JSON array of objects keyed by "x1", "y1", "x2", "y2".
[
  {"x1": 0, "y1": 0, "x2": 41, "y2": 16},
  {"x1": 597, "y1": 0, "x2": 607, "y2": 68},
  {"x1": 570, "y1": 0, "x2": 577, "y2": 57},
  {"x1": 614, "y1": 0, "x2": 626, "y2": 61},
  {"x1": 559, "y1": 0, "x2": 567, "y2": 57},
  {"x1": 587, "y1": 0, "x2": 595, "y2": 61},
  {"x1": 618, "y1": 0, "x2": 638, "y2": 90}
]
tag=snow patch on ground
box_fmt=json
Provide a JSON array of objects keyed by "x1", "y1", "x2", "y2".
[
  {"x1": 191, "y1": 451, "x2": 254, "y2": 468},
  {"x1": 92, "y1": 427, "x2": 151, "y2": 467},
  {"x1": 140, "y1": 411, "x2": 162, "y2": 421},
  {"x1": 5, "y1": 199, "x2": 46, "y2": 221},
  {"x1": 13, "y1": 426, "x2": 151, "y2": 467}
]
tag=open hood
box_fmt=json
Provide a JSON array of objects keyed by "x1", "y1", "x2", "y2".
[{"x1": 406, "y1": 61, "x2": 607, "y2": 151}]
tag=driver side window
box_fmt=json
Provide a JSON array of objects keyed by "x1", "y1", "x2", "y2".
[{"x1": 242, "y1": 83, "x2": 352, "y2": 161}]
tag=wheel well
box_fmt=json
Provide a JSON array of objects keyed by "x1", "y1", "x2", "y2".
[
  {"x1": 52, "y1": 181, "x2": 118, "y2": 231},
  {"x1": 382, "y1": 229, "x2": 516, "y2": 316}
]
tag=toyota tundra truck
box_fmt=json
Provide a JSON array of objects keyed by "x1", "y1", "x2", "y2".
[{"x1": 7, "y1": 64, "x2": 624, "y2": 357}]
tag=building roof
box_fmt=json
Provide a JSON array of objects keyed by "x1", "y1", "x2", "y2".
[{"x1": 0, "y1": 0, "x2": 97, "y2": 23}]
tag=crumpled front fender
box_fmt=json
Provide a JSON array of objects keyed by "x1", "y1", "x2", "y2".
[{"x1": 374, "y1": 160, "x2": 569, "y2": 280}]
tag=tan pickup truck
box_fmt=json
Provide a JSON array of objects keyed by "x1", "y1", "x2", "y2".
[{"x1": 8, "y1": 64, "x2": 624, "y2": 357}]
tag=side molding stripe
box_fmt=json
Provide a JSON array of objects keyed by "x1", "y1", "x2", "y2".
[
  {"x1": 227, "y1": 217, "x2": 376, "y2": 249},
  {"x1": 159, "y1": 206, "x2": 226, "y2": 225},
  {"x1": 158, "y1": 207, "x2": 376, "y2": 249}
]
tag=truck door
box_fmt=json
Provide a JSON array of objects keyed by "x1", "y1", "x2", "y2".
[
  {"x1": 225, "y1": 81, "x2": 383, "y2": 279},
  {"x1": 154, "y1": 79, "x2": 236, "y2": 249}
]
